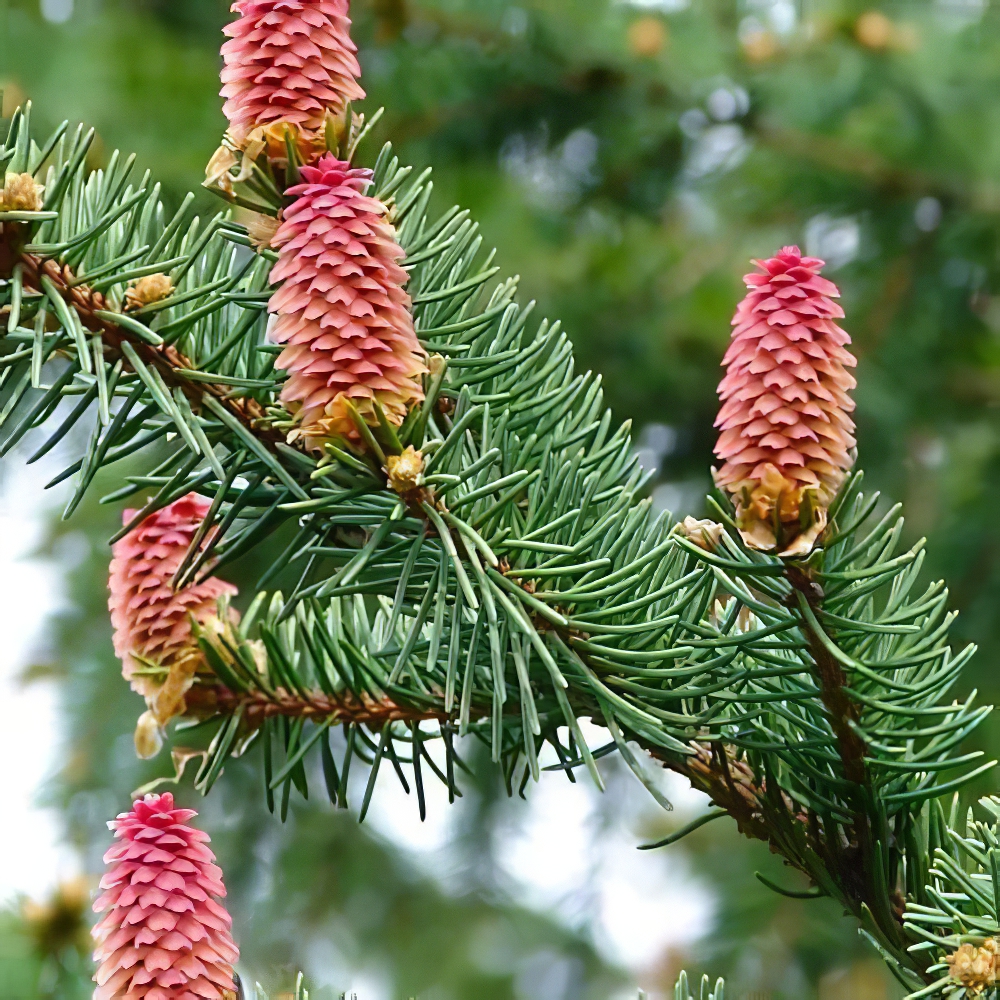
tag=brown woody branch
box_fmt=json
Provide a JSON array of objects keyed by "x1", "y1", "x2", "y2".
[
  {"x1": 20, "y1": 253, "x2": 282, "y2": 444},
  {"x1": 1, "y1": 229, "x2": 286, "y2": 450},
  {"x1": 785, "y1": 565, "x2": 914, "y2": 964},
  {"x1": 191, "y1": 675, "x2": 778, "y2": 848},
  {"x1": 189, "y1": 683, "x2": 454, "y2": 730}
]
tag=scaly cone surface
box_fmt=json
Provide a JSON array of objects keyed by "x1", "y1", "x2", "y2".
[
  {"x1": 92, "y1": 793, "x2": 239, "y2": 1000},
  {"x1": 108, "y1": 494, "x2": 239, "y2": 758},
  {"x1": 269, "y1": 153, "x2": 427, "y2": 449},
  {"x1": 713, "y1": 246, "x2": 857, "y2": 556},
  {"x1": 220, "y1": 0, "x2": 365, "y2": 146}
]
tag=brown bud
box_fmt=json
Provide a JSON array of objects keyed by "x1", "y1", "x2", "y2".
[
  {"x1": 385, "y1": 445, "x2": 425, "y2": 494},
  {"x1": 125, "y1": 273, "x2": 174, "y2": 311}
]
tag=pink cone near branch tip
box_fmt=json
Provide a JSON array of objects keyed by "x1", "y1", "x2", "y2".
[
  {"x1": 221, "y1": 0, "x2": 365, "y2": 146},
  {"x1": 269, "y1": 153, "x2": 427, "y2": 449},
  {"x1": 713, "y1": 246, "x2": 857, "y2": 556},
  {"x1": 92, "y1": 793, "x2": 239, "y2": 1000},
  {"x1": 108, "y1": 494, "x2": 239, "y2": 758}
]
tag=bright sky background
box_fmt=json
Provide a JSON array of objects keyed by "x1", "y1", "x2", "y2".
[{"x1": 0, "y1": 457, "x2": 80, "y2": 902}]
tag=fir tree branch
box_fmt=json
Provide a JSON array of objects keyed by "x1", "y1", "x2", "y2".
[
  {"x1": 189, "y1": 682, "x2": 455, "y2": 730},
  {"x1": 1, "y1": 111, "x2": 992, "y2": 998},
  {"x1": 6, "y1": 245, "x2": 286, "y2": 451}
]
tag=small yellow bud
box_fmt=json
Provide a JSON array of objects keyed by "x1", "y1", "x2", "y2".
[
  {"x1": 385, "y1": 445, "x2": 425, "y2": 494},
  {"x1": 134, "y1": 709, "x2": 164, "y2": 760},
  {"x1": 947, "y1": 940, "x2": 1000, "y2": 994},
  {"x1": 1, "y1": 171, "x2": 44, "y2": 211},
  {"x1": 428, "y1": 353, "x2": 447, "y2": 378},
  {"x1": 204, "y1": 144, "x2": 238, "y2": 194},
  {"x1": 125, "y1": 273, "x2": 174, "y2": 311},
  {"x1": 245, "y1": 211, "x2": 280, "y2": 250},
  {"x1": 677, "y1": 516, "x2": 724, "y2": 552}
]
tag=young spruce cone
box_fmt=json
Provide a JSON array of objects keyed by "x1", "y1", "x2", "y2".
[
  {"x1": 713, "y1": 245, "x2": 857, "y2": 556},
  {"x1": 108, "y1": 494, "x2": 238, "y2": 759},
  {"x1": 269, "y1": 153, "x2": 427, "y2": 449},
  {"x1": 221, "y1": 0, "x2": 365, "y2": 146},
  {"x1": 92, "y1": 793, "x2": 239, "y2": 1000}
]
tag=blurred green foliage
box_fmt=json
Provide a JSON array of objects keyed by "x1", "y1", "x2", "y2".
[
  {"x1": 0, "y1": 908, "x2": 44, "y2": 1000},
  {"x1": 4, "y1": 0, "x2": 1000, "y2": 996}
]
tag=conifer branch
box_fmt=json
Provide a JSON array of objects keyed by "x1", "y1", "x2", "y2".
[
  {"x1": 0, "y1": 105, "x2": 994, "y2": 999},
  {"x1": 5, "y1": 243, "x2": 285, "y2": 450},
  {"x1": 193, "y1": 682, "x2": 460, "y2": 730}
]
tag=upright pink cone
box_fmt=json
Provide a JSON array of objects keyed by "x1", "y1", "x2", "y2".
[
  {"x1": 108, "y1": 494, "x2": 239, "y2": 758},
  {"x1": 221, "y1": 0, "x2": 365, "y2": 146},
  {"x1": 92, "y1": 793, "x2": 239, "y2": 1000},
  {"x1": 713, "y1": 246, "x2": 857, "y2": 556},
  {"x1": 269, "y1": 153, "x2": 427, "y2": 449}
]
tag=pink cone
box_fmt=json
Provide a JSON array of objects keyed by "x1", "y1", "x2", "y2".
[
  {"x1": 713, "y1": 246, "x2": 857, "y2": 555},
  {"x1": 92, "y1": 793, "x2": 239, "y2": 1000},
  {"x1": 108, "y1": 494, "x2": 238, "y2": 756},
  {"x1": 269, "y1": 153, "x2": 427, "y2": 449},
  {"x1": 221, "y1": 0, "x2": 365, "y2": 145}
]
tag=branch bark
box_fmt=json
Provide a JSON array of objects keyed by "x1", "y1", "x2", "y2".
[{"x1": 25, "y1": 253, "x2": 282, "y2": 436}]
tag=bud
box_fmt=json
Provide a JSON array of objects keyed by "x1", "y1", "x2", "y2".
[
  {"x1": 385, "y1": 445, "x2": 425, "y2": 495},
  {"x1": 124, "y1": 273, "x2": 174, "y2": 311},
  {"x1": 947, "y1": 940, "x2": 1000, "y2": 994},
  {"x1": 204, "y1": 144, "x2": 239, "y2": 194},
  {"x1": 676, "y1": 516, "x2": 724, "y2": 552},
  {"x1": 1, "y1": 171, "x2": 43, "y2": 211},
  {"x1": 245, "y1": 211, "x2": 281, "y2": 251}
]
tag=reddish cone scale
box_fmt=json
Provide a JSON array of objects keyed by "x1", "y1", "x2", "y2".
[
  {"x1": 92, "y1": 793, "x2": 239, "y2": 1000},
  {"x1": 269, "y1": 153, "x2": 426, "y2": 449},
  {"x1": 108, "y1": 494, "x2": 238, "y2": 757},
  {"x1": 713, "y1": 246, "x2": 857, "y2": 555},
  {"x1": 221, "y1": 0, "x2": 365, "y2": 145}
]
